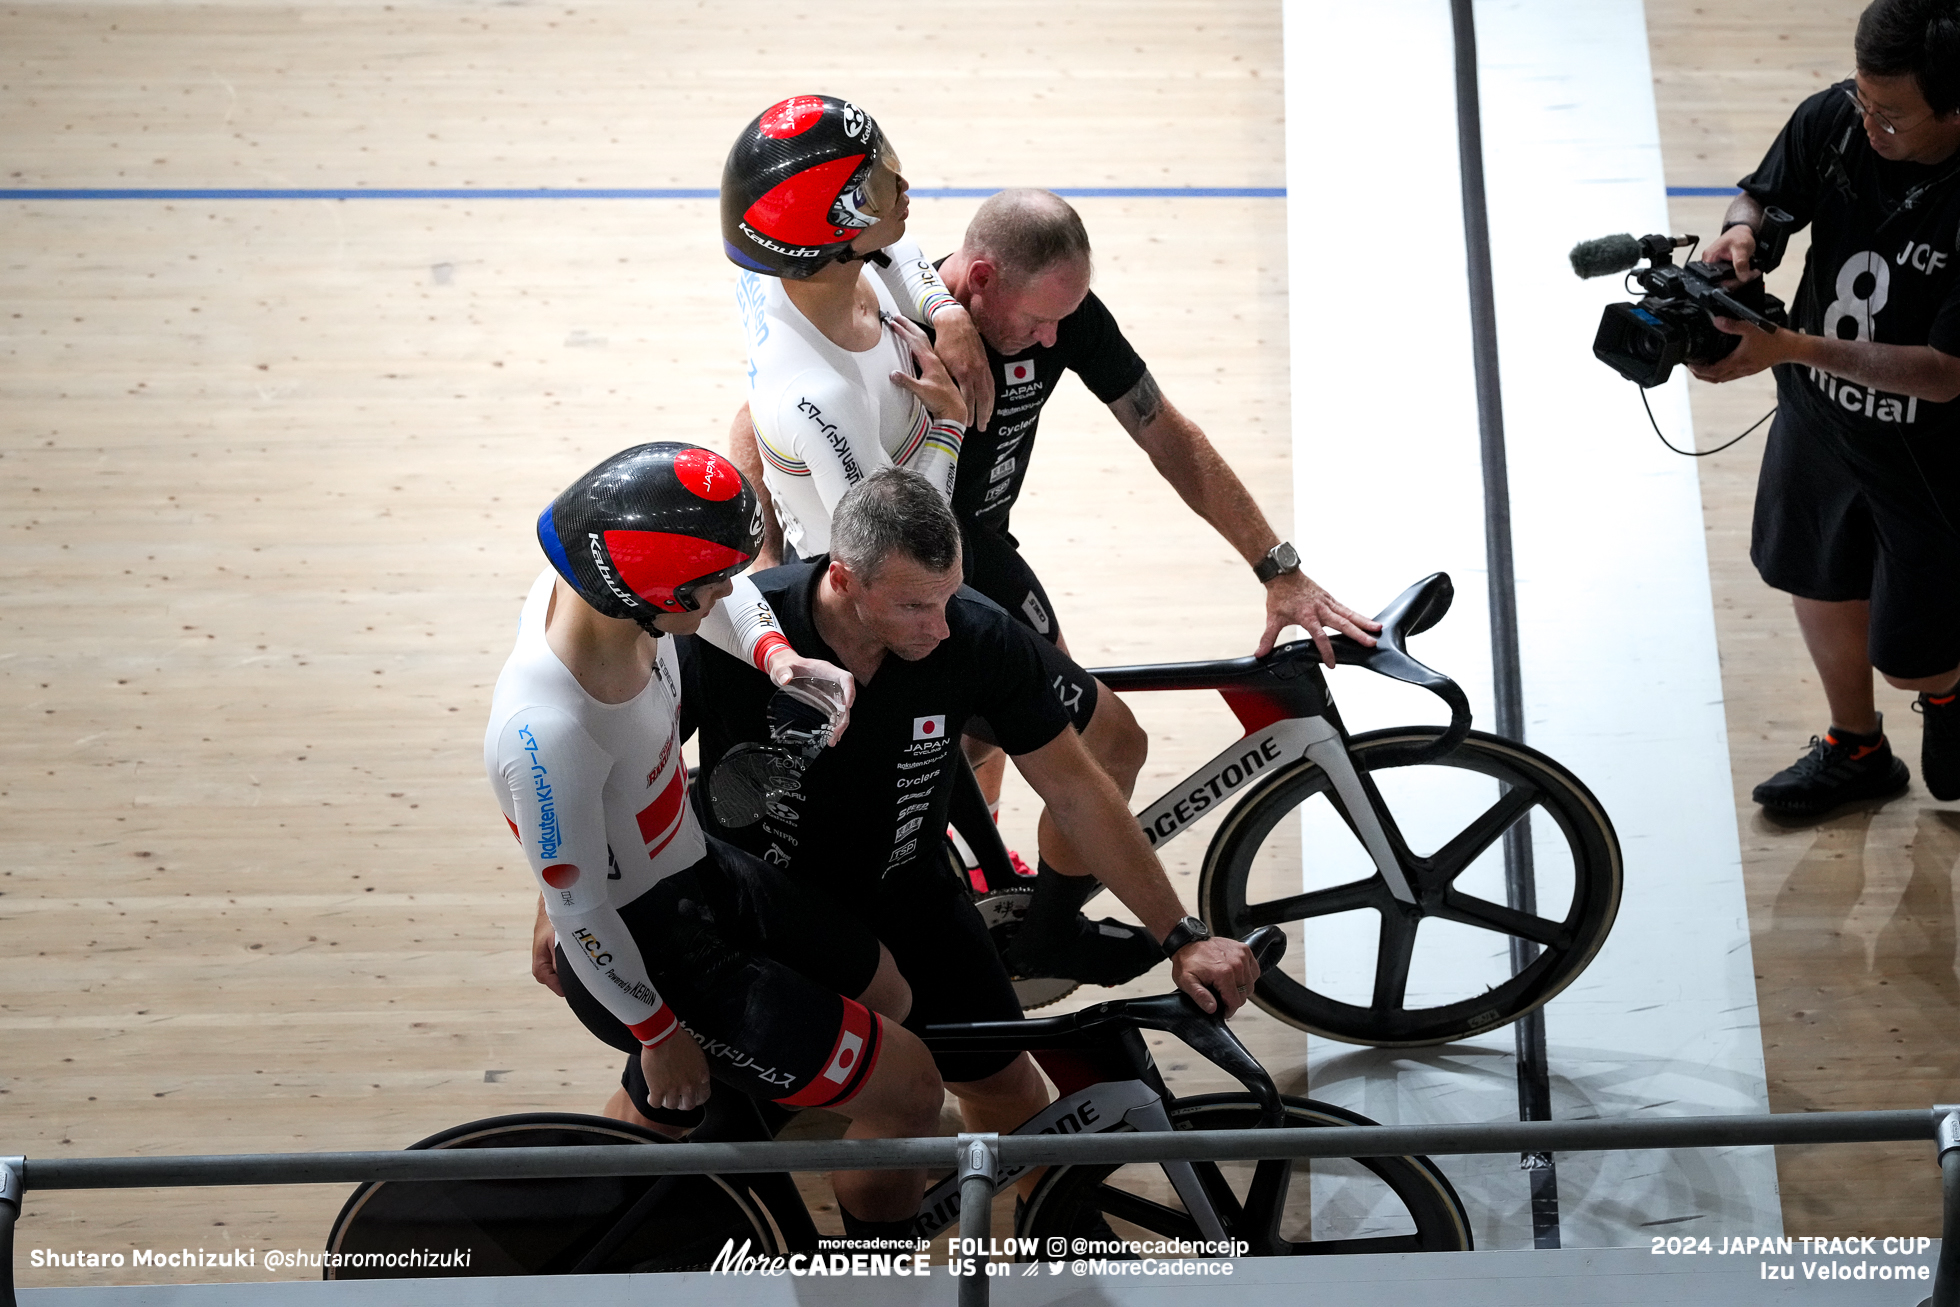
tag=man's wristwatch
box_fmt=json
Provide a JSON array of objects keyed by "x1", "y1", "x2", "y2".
[
  {"x1": 1161, "y1": 915, "x2": 1212, "y2": 960},
  {"x1": 1252, "y1": 541, "x2": 1301, "y2": 584}
]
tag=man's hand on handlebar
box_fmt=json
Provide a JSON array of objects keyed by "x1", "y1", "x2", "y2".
[
  {"x1": 1172, "y1": 936, "x2": 1261, "y2": 1017},
  {"x1": 1259, "y1": 570, "x2": 1382, "y2": 665}
]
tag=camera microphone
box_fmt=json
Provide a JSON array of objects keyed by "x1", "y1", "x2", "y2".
[{"x1": 1569, "y1": 232, "x2": 1695, "y2": 279}]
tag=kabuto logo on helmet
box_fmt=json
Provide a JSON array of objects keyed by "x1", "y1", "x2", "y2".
[
  {"x1": 839, "y1": 102, "x2": 867, "y2": 139},
  {"x1": 588, "y1": 533, "x2": 644, "y2": 609},
  {"x1": 739, "y1": 226, "x2": 827, "y2": 260}
]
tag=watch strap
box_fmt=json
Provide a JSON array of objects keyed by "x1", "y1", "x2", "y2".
[
  {"x1": 1252, "y1": 541, "x2": 1300, "y2": 585},
  {"x1": 1161, "y1": 915, "x2": 1212, "y2": 960}
]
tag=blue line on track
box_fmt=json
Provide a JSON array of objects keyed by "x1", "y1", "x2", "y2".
[{"x1": 3, "y1": 184, "x2": 1735, "y2": 200}]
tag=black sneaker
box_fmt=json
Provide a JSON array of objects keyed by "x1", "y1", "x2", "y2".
[
  {"x1": 1751, "y1": 718, "x2": 1910, "y2": 817},
  {"x1": 1913, "y1": 691, "x2": 1960, "y2": 802}
]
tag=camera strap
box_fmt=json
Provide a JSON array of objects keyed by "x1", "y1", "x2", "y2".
[{"x1": 1817, "y1": 121, "x2": 1960, "y2": 239}]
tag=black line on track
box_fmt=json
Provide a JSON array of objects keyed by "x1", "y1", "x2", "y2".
[{"x1": 1448, "y1": 0, "x2": 1561, "y2": 1250}]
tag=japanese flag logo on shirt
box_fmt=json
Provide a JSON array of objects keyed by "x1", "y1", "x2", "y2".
[
  {"x1": 1003, "y1": 360, "x2": 1035, "y2": 385},
  {"x1": 914, "y1": 714, "x2": 946, "y2": 740}
]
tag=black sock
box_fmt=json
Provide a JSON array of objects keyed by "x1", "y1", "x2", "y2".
[
  {"x1": 838, "y1": 1206, "x2": 920, "y2": 1241},
  {"x1": 1009, "y1": 859, "x2": 1098, "y2": 961},
  {"x1": 1831, "y1": 715, "x2": 1883, "y2": 744}
]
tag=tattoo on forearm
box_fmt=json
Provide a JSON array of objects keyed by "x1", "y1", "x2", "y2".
[{"x1": 1119, "y1": 371, "x2": 1164, "y2": 428}]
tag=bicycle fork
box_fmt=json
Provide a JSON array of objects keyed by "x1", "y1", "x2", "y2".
[{"x1": 1133, "y1": 716, "x2": 1416, "y2": 905}]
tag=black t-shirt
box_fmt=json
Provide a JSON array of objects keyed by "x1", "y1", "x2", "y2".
[
  {"x1": 936, "y1": 263, "x2": 1149, "y2": 533},
  {"x1": 1740, "y1": 82, "x2": 1960, "y2": 441},
  {"x1": 678, "y1": 558, "x2": 1074, "y2": 888}
]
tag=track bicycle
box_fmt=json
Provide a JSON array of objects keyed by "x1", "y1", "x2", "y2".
[
  {"x1": 321, "y1": 928, "x2": 1473, "y2": 1276},
  {"x1": 953, "y1": 572, "x2": 1623, "y2": 1047}
]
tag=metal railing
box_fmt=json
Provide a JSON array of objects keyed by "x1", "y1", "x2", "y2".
[{"x1": 2, "y1": 1106, "x2": 1954, "y2": 1306}]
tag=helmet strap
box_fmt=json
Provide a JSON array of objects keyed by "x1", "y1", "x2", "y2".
[{"x1": 833, "y1": 248, "x2": 892, "y2": 269}]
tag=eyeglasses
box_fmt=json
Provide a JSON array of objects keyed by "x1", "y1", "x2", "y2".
[
  {"x1": 1842, "y1": 82, "x2": 1928, "y2": 136},
  {"x1": 830, "y1": 145, "x2": 905, "y2": 230}
]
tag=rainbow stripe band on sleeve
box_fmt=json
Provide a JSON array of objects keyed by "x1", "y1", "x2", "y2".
[
  {"x1": 918, "y1": 289, "x2": 957, "y2": 321},
  {"x1": 923, "y1": 420, "x2": 964, "y2": 461}
]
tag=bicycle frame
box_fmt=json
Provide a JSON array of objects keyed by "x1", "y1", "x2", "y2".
[
  {"x1": 953, "y1": 573, "x2": 1473, "y2": 908},
  {"x1": 667, "y1": 940, "x2": 1291, "y2": 1249},
  {"x1": 907, "y1": 979, "x2": 1285, "y2": 1242}
]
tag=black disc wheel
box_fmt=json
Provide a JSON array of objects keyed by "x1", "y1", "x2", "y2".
[
  {"x1": 1017, "y1": 1094, "x2": 1472, "y2": 1255},
  {"x1": 1199, "y1": 727, "x2": 1620, "y2": 1046},
  {"x1": 324, "y1": 1113, "x2": 783, "y2": 1277}
]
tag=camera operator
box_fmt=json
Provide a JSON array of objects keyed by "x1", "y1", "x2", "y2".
[{"x1": 1689, "y1": 0, "x2": 1960, "y2": 816}]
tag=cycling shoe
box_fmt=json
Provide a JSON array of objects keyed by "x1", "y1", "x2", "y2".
[{"x1": 1004, "y1": 913, "x2": 1162, "y2": 986}]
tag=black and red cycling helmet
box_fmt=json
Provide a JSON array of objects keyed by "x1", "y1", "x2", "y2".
[
  {"x1": 538, "y1": 443, "x2": 763, "y2": 629},
  {"x1": 721, "y1": 94, "x2": 901, "y2": 279}
]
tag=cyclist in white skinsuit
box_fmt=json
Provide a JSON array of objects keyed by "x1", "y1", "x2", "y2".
[
  {"x1": 719, "y1": 96, "x2": 1166, "y2": 987},
  {"x1": 721, "y1": 94, "x2": 970, "y2": 559},
  {"x1": 493, "y1": 443, "x2": 946, "y2": 1236},
  {"x1": 739, "y1": 267, "x2": 965, "y2": 557}
]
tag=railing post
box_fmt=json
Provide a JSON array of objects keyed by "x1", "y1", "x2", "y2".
[
  {"x1": 956, "y1": 1132, "x2": 999, "y2": 1307},
  {"x1": 1926, "y1": 1106, "x2": 1959, "y2": 1307},
  {"x1": 2, "y1": 1154, "x2": 24, "y2": 1307}
]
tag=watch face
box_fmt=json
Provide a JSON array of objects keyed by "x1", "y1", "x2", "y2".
[{"x1": 1274, "y1": 542, "x2": 1299, "y2": 570}]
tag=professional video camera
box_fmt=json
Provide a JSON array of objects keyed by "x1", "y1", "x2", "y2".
[{"x1": 1570, "y1": 207, "x2": 1795, "y2": 387}]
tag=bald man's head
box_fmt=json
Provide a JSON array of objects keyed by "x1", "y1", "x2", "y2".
[{"x1": 959, "y1": 188, "x2": 1093, "y2": 285}]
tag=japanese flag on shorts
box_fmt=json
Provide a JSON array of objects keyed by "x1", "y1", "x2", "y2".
[
  {"x1": 821, "y1": 1028, "x2": 865, "y2": 1084},
  {"x1": 914, "y1": 714, "x2": 945, "y2": 740},
  {"x1": 1003, "y1": 360, "x2": 1035, "y2": 384}
]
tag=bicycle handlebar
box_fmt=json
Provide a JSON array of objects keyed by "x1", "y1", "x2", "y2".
[
  {"x1": 920, "y1": 928, "x2": 1290, "y2": 1128},
  {"x1": 1091, "y1": 573, "x2": 1472, "y2": 764},
  {"x1": 1324, "y1": 572, "x2": 1472, "y2": 763}
]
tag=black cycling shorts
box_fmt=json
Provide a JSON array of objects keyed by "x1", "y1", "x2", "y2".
[
  {"x1": 960, "y1": 518, "x2": 1099, "y2": 733},
  {"x1": 857, "y1": 858, "x2": 1026, "y2": 1085},
  {"x1": 1751, "y1": 404, "x2": 1960, "y2": 679},
  {"x1": 557, "y1": 836, "x2": 885, "y2": 1124}
]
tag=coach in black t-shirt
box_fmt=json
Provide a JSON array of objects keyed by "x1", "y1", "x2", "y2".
[
  {"x1": 1689, "y1": 0, "x2": 1960, "y2": 817},
  {"x1": 681, "y1": 469, "x2": 1257, "y2": 1160}
]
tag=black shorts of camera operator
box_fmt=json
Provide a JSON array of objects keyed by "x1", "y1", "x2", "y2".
[{"x1": 1687, "y1": 0, "x2": 1960, "y2": 816}]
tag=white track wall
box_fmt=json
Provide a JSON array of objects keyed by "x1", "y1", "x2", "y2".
[{"x1": 1283, "y1": 0, "x2": 1777, "y2": 1247}]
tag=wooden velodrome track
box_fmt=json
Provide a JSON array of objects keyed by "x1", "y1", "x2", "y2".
[{"x1": 0, "y1": 0, "x2": 1951, "y2": 1287}]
